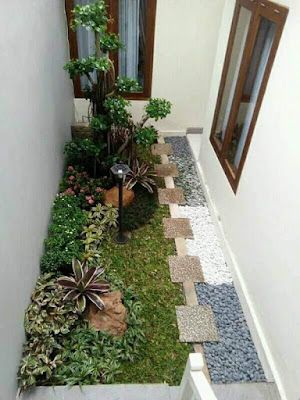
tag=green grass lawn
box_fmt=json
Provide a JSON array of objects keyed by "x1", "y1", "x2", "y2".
[{"x1": 101, "y1": 190, "x2": 191, "y2": 385}]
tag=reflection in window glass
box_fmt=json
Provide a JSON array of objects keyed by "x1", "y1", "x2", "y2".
[
  {"x1": 74, "y1": 0, "x2": 146, "y2": 91},
  {"x1": 227, "y1": 18, "x2": 276, "y2": 167},
  {"x1": 118, "y1": 0, "x2": 146, "y2": 90},
  {"x1": 214, "y1": 7, "x2": 252, "y2": 142},
  {"x1": 75, "y1": 0, "x2": 96, "y2": 90}
]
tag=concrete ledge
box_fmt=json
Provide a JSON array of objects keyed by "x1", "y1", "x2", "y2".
[{"x1": 20, "y1": 384, "x2": 172, "y2": 400}]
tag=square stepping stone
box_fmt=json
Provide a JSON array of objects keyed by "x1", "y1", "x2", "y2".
[
  {"x1": 154, "y1": 163, "x2": 179, "y2": 177},
  {"x1": 151, "y1": 143, "x2": 173, "y2": 156},
  {"x1": 163, "y1": 218, "x2": 193, "y2": 239},
  {"x1": 158, "y1": 188, "x2": 185, "y2": 204},
  {"x1": 176, "y1": 305, "x2": 219, "y2": 343},
  {"x1": 169, "y1": 256, "x2": 204, "y2": 282}
]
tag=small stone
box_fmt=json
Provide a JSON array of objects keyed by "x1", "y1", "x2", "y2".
[
  {"x1": 87, "y1": 291, "x2": 127, "y2": 337},
  {"x1": 104, "y1": 186, "x2": 135, "y2": 208}
]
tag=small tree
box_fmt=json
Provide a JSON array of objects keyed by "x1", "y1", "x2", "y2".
[
  {"x1": 64, "y1": 0, "x2": 140, "y2": 117},
  {"x1": 64, "y1": 0, "x2": 171, "y2": 168}
]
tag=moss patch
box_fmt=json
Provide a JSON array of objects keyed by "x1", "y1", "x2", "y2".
[{"x1": 101, "y1": 203, "x2": 191, "y2": 385}]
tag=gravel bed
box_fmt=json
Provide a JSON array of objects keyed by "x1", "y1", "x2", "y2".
[
  {"x1": 196, "y1": 283, "x2": 266, "y2": 383},
  {"x1": 165, "y1": 137, "x2": 206, "y2": 206},
  {"x1": 179, "y1": 205, "x2": 232, "y2": 285},
  {"x1": 166, "y1": 136, "x2": 265, "y2": 383}
]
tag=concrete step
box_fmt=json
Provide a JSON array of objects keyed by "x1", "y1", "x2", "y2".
[
  {"x1": 21, "y1": 384, "x2": 174, "y2": 400},
  {"x1": 21, "y1": 382, "x2": 280, "y2": 400},
  {"x1": 212, "y1": 382, "x2": 281, "y2": 400}
]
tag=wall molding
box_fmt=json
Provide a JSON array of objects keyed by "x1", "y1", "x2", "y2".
[
  {"x1": 161, "y1": 130, "x2": 186, "y2": 137},
  {"x1": 186, "y1": 127, "x2": 203, "y2": 135}
]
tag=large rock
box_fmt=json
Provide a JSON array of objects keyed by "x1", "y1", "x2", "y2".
[
  {"x1": 87, "y1": 291, "x2": 127, "y2": 337},
  {"x1": 104, "y1": 186, "x2": 135, "y2": 208}
]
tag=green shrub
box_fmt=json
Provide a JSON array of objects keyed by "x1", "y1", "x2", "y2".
[
  {"x1": 145, "y1": 98, "x2": 172, "y2": 121},
  {"x1": 19, "y1": 273, "x2": 144, "y2": 391},
  {"x1": 90, "y1": 115, "x2": 109, "y2": 133},
  {"x1": 116, "y1": 77, "x2": 142, "y2": 93},
  {"x1": 81, "y1": 204, "x2": 118, "y2": 264},
  {"x1": 64, "y1": 138, "x2": 105, "y2": 172},
  {"x1": 104, "y1": 96, "x2": 131, "y2": 126},
  {"x1": 40, "y1": 195, "x2": 87, "y2": 274},
  {"x1": 18, "y1": 274, "x2": 79, "y2": 391},
  {"x1": 59, "y1": 166, "x2": 108, "y2": 209},
  {"x1": 100, "y1": 32, "x2": 123, "y2": 52},
  {"x1": 135, "y1": 126, "x2": 158, "y2": 147},
  {"x1": 64, "y1": 56, "x2": 111, "y2": 79},
  {"x1": 123, "y1": 186, "x2": 158, "y2": 231}
]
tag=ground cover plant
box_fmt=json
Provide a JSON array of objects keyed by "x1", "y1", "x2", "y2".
[
  {"x1": 40, "y1": 195, "x2": 87, "y2": 274},
  {"x1": 101, "y1": 204, "x2": 191, "y2": 385},
  {"x1": 17, "y1": 0, "x2": 187, "y2": 393}
]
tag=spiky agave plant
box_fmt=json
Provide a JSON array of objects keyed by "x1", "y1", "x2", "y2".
[
  {"x1": 57, "y1": 259, "x2": 110, "y2": 313},
  {"x1": 126, "y1": 159, "x2": 157, "y2": 193}
]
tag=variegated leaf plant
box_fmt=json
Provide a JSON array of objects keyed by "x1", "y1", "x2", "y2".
[
  {"x1": 126, "y1": 159, "x2": 157, "y2": 193},
  {"x1": 57, "y1": 259, "x2": 110, "y2": 313}
]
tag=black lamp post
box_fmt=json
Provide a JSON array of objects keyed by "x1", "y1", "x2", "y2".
[{"x1": 110, "y1": 163, "x2": 131, "y2": 244}]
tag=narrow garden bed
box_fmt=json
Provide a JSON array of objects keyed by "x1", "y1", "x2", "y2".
[
  {"x1": 18, "y1": 1, "x2": 190, "y2": 393},
  {"x1": 19, "y1": 174, "x2": 189, "y2": 391}
]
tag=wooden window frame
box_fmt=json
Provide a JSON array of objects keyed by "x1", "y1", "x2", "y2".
[
  {"x1": 210, "y1": 0, "x2": 288, "y2": 193},
  {"x1": 65, "y1": 0, "x2": 157, "y2": 100}
]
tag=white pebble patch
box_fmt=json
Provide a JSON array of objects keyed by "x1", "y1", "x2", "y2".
[{"x1": 179, "y1": 206, "x2": 233, "y2": 285}]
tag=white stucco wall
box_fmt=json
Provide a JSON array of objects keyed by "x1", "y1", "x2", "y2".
[
  {"x1": 198, "y1": 1, "x2": 300, "y2": 399},
  {"x1": 0, "y1": 1, "x2": 74, "y2": 399},
  {"x1": 75, "y1": 0, "x2": 225, "y2": 133}
]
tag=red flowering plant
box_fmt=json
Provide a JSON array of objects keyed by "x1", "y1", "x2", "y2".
[{"x1": 59, "y1": 166, "x2": 109, "y2": 209}]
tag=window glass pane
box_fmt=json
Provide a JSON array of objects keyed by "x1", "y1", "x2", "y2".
[
  {"x1": 227, "y1": 18, "x2": 276, "y2": 168},
  {"x1": 74, "y1": 0, "x2": 96, "y2": 90},
  {"x1": 118, "y1": 0, "x2": 146, "y2": 90},
  {"x1": 213, "y1": 7, "x2": 252, "y2": 142}
]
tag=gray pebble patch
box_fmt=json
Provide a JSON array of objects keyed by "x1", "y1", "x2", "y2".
[
  {"x1": 165, "y1": 137, "x2": 206, "y2": 206},
  {"x1": 165, "y1": 136, "x2": 266, "y2": 384},
  {"x1": 196, "y1": 283, "x2": 266, "y2": 383}
]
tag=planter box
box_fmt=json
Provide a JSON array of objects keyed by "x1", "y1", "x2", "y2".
[{"x1": 71, "y1": 123, "x2": 93, "y2": 139}]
